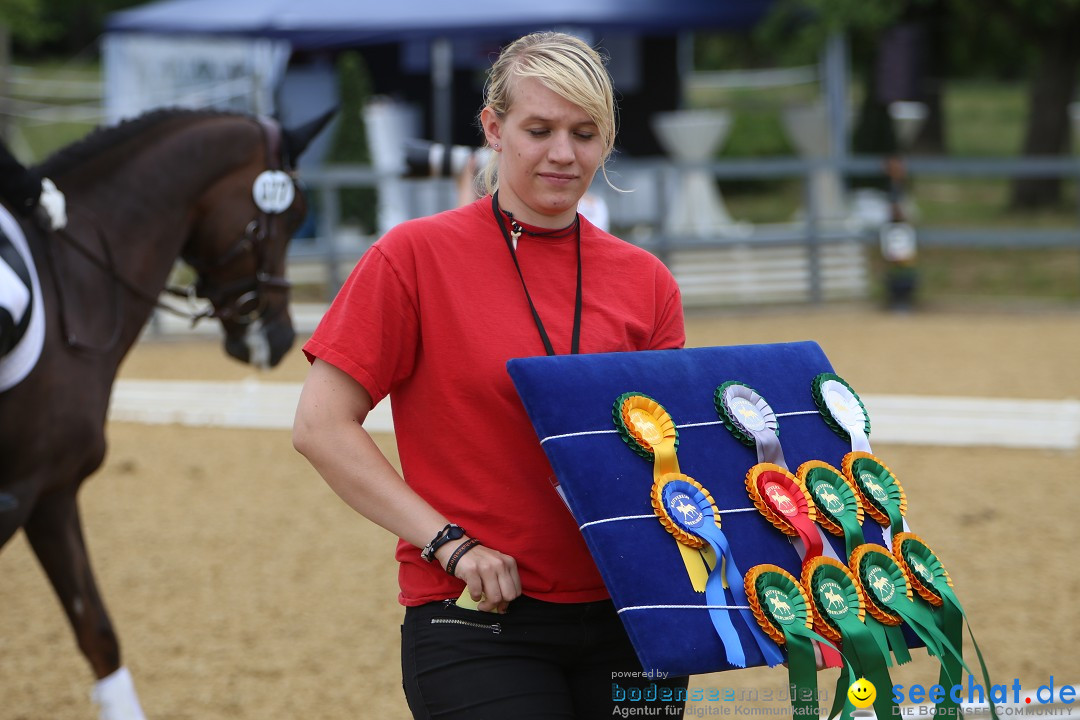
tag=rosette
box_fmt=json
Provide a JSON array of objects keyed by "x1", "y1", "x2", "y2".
[
  {"x1": 745, "y1": 463, "x2": 823, "y2": 562},
  {"x1": 745, "y1": 565, "x2": 843, "y2": 718},
  {"x1": 893, "y1": 533, "x2": 999, "y2": 720},
  {"x1": 714, "y1": 381, "x2": 787, "y2": 467},
  {"x1": 803, "y1": 557, "x2": 897, "y2": 720},
  {"x1": 613, "y1": 393, "x2": 716, "y2": 590},
  {"x1": 842, "y1": 452, "x2": 908, "y2": 545},
  {"x1": 812, "y1": 373, "x2": 872, "y2": 453},
  {"x1": 654, "y1": 474, "x2": 785, "y2": 669},
  {"x1": 613, "y1": 392, "x2": 680, "y2": 475},
  {"x1": 850, "y1": 544, "x2": 970, "y2": 682},
  {"x1": 796, "y1": 460, "x2": 866, "y2": 559}
]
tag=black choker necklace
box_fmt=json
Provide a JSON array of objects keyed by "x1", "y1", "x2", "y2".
[
  {"x1": 499, "y1": 207, "x2": 579, "y2": 243},
  {"x1": 491, "y1": 190, "x2": 582, "y2": 356}
]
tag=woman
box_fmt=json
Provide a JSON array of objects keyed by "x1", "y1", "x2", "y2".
[{"x1": 293, "y1": 32, "x2": 687, "y2": 719}]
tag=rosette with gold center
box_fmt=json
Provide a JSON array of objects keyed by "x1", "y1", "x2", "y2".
[
  {"x1": 612, "y1": 393, "x2": 717, "y2": 591},
  {"x1": 613, "y1": 392, "x2": 680, "y2": 476},
  {"x1": 842, "y1": 452, "x2": 908, "y2": 544},
  {"x1": 745, "y1": 463, "x2": 823, "y2": 562},
  {"x1": 812, "y1": 373, "x2": 872, "y2": 453},
  {"x1": 714, "y1": 381, "x2": 787, "y2": 467},
  {"x1": 745, "y1": 565, "x2": 842, "y2": 717},
  {"x1": 654, "y1": 474, "x2": 785, "y2": 669},
  {"x1": 796, "y1": 460, "x2": 866, "y2": 560},
  {"x1": 803, "y1": 557, "x2": 897, "y2": 720},
  {"x1": 850, "y1": 544, "x2": 970, "y2": 680},
  {"x1": 893, "y1": 533, "x2": 999, "y2": 720}
]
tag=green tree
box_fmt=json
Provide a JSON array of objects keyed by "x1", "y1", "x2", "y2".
[
  {"x1": 330, "y1": 50, "x2": 376, "y2": 232},
  {"x1": 975, "y1": 0, "x2": 1080, "y2": 209}
]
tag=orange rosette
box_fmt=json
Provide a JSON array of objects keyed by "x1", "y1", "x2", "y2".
[
  {"x1": 841, "y1": 451, "x2": 907, "y2": 532},
  {"x1": 892, "y1": 532, "x2": 953, "y2": 608},
  {"x1": 613, "y1": 392, "x2": 680, "y2": 476},
  {"x1": 650, "y1": 472, "x2": 720, "y2": 551}
]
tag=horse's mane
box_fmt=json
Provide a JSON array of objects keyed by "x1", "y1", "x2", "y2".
[{"x1": 35, "y1": 108, "x2": 245, "y2": 177}]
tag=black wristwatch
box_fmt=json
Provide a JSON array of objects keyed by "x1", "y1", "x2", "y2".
[{"x1": 421, "y1": 523, "x2": 465, "y2": 563}]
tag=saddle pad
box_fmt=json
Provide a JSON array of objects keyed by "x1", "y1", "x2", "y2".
[
  {"x1": 507, "y1": 342, "x2": 894, "y2": 676},
  {"x1": 0, "y1": 206, "x2": 45, "y2": 392}
]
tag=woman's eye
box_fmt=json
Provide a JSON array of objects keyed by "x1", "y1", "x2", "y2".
[
  {"x1": 575, "y1": 132, "x2": 595, "y2": 140},
  {"x1": 527, "y1": 129, "x2": 549, "y2": 137}
]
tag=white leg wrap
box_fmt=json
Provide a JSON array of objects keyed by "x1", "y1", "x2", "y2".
[{"x1": 91, "y1": 666, "x2": 147, "y2": 720}]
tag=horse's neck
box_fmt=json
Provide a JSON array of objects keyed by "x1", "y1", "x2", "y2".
[{"x1": 64, "y1": 118, "x2": 258, "y2": 279}]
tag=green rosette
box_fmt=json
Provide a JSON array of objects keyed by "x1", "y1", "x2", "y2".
[
  {"x1": 894, "y1": 533, "x2": 999, "y2": 720},
  {"x1": 812, "y1": 373, "x2": 872, "y2": 446},
  {"x1": 612, "y1": 392, "x2": 679, "y2": 461},
  {"x1": 746, "y1": 565, "x2": 844, "y2": 718},
  {"x1": 843, "y1": 452, "x2": 907, "y2": 540},
  {"x1": 803, "y1": 557, "x2": 896, "y2": 720},
  {"x1": 851, "y1": 544, "x2": 971, "y2": 686},
  {"x1": 796, "y1": 460, "x2": 866, "y2": 559}
]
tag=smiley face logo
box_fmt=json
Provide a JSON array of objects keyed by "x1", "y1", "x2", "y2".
[{"x1": 848, "y1": 678, "x2": 876, "y2": 709}]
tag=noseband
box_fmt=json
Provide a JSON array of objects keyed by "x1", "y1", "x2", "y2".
[{"x1": 185, "y1": 116, "x2": 296, "y2": 326}]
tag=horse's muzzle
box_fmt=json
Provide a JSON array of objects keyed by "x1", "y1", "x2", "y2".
[{"x1": 224, "y1": 315, "x2": 295, "y2": 368}]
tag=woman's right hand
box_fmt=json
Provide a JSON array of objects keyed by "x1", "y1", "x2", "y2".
[{"x1": 437, "y1": 540, "x2": 521, "y2": 613}]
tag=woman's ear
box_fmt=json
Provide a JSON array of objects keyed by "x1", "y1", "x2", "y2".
[{"x1": 480, "y1": 106, "x2": 502, "y2": 148}]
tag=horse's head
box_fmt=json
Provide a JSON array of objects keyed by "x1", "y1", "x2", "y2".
[{"x1": 182, "y1": 110, "x2": 334, "y2": 368}]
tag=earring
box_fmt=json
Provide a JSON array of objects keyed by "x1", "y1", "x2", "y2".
[{"x1": 493, "y1": 144, "x2": 500, "y2": 150}]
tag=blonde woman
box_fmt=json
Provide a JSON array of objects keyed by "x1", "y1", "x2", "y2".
[{"x1": 294, "y1": 32, "x2": 686, "y2": 718}]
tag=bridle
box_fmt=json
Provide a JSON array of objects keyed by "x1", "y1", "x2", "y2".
[
  {"x1": 183, "y1": 116, "x2": 296, "y2": 327},
  {"x1": 48, "y1": 115, "x2": 299, "y2": 352}
]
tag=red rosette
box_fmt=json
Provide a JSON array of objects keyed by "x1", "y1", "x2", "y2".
[
  {"x1": 745, "y1": 463, "x2": 816, "y2": 535},
  {"x1": 746, "y1": 463, "x2": 823, "y2": 562}
]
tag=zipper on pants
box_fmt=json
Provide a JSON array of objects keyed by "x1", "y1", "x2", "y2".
[{"x1": 430, "y1": 617, "x2": 502, "y2": 634}]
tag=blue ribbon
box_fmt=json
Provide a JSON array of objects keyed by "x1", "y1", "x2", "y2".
[{"x1": 660, "y1": 480, "x2": 785, "y2": 668}]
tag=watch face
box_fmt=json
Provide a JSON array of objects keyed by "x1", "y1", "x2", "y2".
[{"x1": 447, "y1": 526, "x2": 465, "y2": 540}]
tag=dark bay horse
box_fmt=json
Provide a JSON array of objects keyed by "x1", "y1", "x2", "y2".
[{"x1": 0, "y1": 108, "x2": 330, "y2": 719}]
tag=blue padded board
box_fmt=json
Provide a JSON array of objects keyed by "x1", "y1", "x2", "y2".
[{"x1": 507, "y1": 342, "x2": 893, "y2": 677}]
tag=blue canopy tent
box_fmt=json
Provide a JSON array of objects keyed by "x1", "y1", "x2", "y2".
[
  {"x1": 104, "y1": 0, "x2": 776, "y2": 153},
  {"x1": 106, "y1": 0, "x2": 771, "y2": 48}
]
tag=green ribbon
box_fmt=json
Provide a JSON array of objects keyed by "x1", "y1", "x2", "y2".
[
  {"x1": 751, "y1": 571, "x2": 848, "y2": 718},
  {"x1": 805, "y1": 562, "x2": 897, "y2": 720},
  {"x1": 897, "y1": 536, "x2": 999, "y2": 720},
  {"x1": 856, "y1": 547, "x2": 970, "y2": 686}
]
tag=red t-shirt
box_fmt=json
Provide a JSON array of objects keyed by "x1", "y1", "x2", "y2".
[{"x1": 304, "y1": 197, "x2": 685, "y2": 605}]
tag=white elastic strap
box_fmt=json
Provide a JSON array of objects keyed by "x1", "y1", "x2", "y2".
[{"x1": 91, "y1": 666, "x2": 147, "y2": 720}]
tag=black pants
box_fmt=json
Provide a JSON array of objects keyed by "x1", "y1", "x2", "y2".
[{"x1": 401, "y1": 595, "x2": 688, "y2": 720}]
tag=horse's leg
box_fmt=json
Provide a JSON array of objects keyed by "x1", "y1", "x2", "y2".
[
  {"x1": 0, "y1": 475, "x2": 39, "y2": 549},
  {"x1": 23, "y1": 489, "x2": 148, "y2": 720}
]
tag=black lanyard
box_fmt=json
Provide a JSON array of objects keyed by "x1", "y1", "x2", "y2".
[{"x1": 491, "y1": 191, "x2": 582, "y2": 356}]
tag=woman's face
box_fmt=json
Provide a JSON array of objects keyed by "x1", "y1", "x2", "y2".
[{"x1": 482, "y1": 76, "x2": 603, "y2": 228}]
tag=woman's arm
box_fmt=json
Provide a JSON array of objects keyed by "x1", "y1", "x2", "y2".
[{"x1": 292, "y1": 358, "x2": 520, "y2": 612}]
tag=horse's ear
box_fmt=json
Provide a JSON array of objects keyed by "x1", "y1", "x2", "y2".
[{"x1": 281, "y1": 106, "x2": 339, "y2": 167}]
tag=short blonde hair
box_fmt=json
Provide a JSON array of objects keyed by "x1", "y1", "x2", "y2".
[{"x1": 478, "y1": 32, "x2": 617, "y2": 195}]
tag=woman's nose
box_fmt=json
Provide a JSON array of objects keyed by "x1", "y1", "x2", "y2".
[{"x1": 547, "y1": 132, "x2": 575, "y2": 164}]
